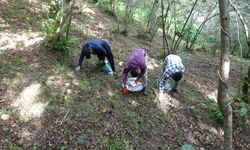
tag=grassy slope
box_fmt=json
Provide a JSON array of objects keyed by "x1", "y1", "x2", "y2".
[{"x1": 0, "y1": 1, "x2": 250, "y2": 149}]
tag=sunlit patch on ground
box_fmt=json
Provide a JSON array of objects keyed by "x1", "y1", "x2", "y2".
[
  {"x1": 206, "y1": 90, "x2": 218, "y2": 102},
  {"x1": 118, "y1": 61, "x2": 124, "y2": 67},
  {"x1": 81, "y1": 6, "x2": 96, "y2": 15},
  {"x1": 0, "y1": 18, "x2": 10, "y2": 29},
  {"x1": 147, "y1": 57, "x2": 160, "y2": 70},
  {"x1": 46, "y1": 75, "x2": 64, "y2": 87},
  {"x1": 12, "y1": 83, "x2": 48, "y2": 120},
  {"x1": 0, "y1": 32, "x2": 43, "y2": 51},
  {"x1": 157, "y1": 92, "x2": 181, "y2": 113},
  {"x1": 1, "y1": 113, "x2": 10, "y2": 120},
  {"x1": 24, "y1": 0, "x2": 38, "y2": 3}
]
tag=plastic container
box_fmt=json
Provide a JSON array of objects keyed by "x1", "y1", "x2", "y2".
[
  {"x1": 127, "y1": 77, "x2": 144, "y2": 92},
  {"x1": 103, "y1": 63, "x2": 113, "y2": 75},
  {"x1": 155, "y1": 75, "x2": 173, "y2": 91},
  {"x1": 164, "y1": 83, "x2": 172, "y2": 91}
]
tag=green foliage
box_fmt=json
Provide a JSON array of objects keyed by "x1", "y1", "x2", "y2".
[
  {"x1": 133, "y1": 5, "x2": 149, "y2": 23},
  {"x1": 60, "y1": 145, "x2": 67, "y2": 150},
  {"x1": 103, "y1": 137, "x2": 131, "y2": 150},
  {"x1": 212, "y1": 106, "x2": 223, "y2": 125},
  {"x1": 202, "y1": 136, "x2": 212, "y2": 145},
  {"x1": 233, "y1": 98, "x2": 249, "y2": 117},
  {"x1": 4, "y1": 139, "x2": 22, "y2": 150},
  {"x1": 157, "y1": 48, "x2": 166, "y2": 60},
  {"x1": 41, "y1": 0, "x2": 62, "y2": 36},
  {"x1": 45, "y1": 36, "x2": 78, "y2": 53},
  {"x1": 207, "y1": 36, "x2": 216, "y2": 44},
  {"x1": 41, "y1": 0, "x2": 77, "y2": 53},
  {"x1": 89, "y1": 0, "x2": 99, "y2": 4},
  {"x1": 183, "y1": 24, "x2": 198, "y2": 41}
]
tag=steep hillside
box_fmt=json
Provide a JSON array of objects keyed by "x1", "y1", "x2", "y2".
[{"x1": 0, "y1": 1, "x2": 249, "y2": 149}]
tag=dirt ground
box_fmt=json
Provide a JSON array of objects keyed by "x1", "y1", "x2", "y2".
[{"x1": 0, "y1": 0, "x2": 250, "y2": 149}]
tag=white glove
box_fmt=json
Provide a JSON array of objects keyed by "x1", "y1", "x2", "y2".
[{"x1": 75, "y1": 66, "x2": 81, "y2": 71}]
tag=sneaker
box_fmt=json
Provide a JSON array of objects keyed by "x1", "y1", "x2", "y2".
[
  {"x1": 75, "y1": 66, "x2": 81, "y2": 71},
  {"x1": 171, "y1": 88, "x2": 179, "y2": 93},
  {"x1": 142, "y1": 87, "x2": 148, "y2": 96}
]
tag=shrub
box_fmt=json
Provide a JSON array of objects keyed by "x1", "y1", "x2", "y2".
[{"x1": 41, "y1": 0, "x2": 77, "y2": 53}]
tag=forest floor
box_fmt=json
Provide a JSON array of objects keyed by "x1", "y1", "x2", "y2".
[{"x1": 0, "y1": 0, "x2": 250, "y2": 149}]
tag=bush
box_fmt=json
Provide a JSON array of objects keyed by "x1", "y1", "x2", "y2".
[
  {"x1": 44, "y1": 36, "x2": 78, "y2": 53},
  {"x1": 211, "y1": 105, "x2": 223, "y2": 125},
  {"x1": 41, "y1": 0, "x2": 77, "y2": 53}
]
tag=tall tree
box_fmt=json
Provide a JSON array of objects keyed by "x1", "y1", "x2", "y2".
[
  {"x1": 56, "y1": 0, "x2": 76, "y2": 41},
  {"x1": 229, "y1": 0, "x2": 250, "y2": 58},
  {"x1": 187, "y1": 3, "x2": 218, "y2": 50},
  {"x1": 123, "y1": 0, "x2": 133, "y2": 35},
  {"x1": 172, "y1": 0, "x2": 198, "y2": 52},
  {"x1": 217, "y1": 0, "x2": 233, "y2": 149},
  {"x1": 161, "y1": 0, "x2": 170, "y2": 55}
]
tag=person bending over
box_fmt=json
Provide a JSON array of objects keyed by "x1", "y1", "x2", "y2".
[
  {"x1": 75, "y1": 39, "x2": 115, "y2": 73},
  {"x1": 122, "y1": 48, "x2": 148, "y2": 96},
  {"x1": 159, "y1": 54, "x2": 185, "y2": 93}
]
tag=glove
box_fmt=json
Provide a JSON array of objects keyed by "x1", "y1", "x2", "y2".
[
  {"x1": 75, "y1": 66, "x2": 81, "y2": 71},
  {"x1": 122, "y1": 87, "x2": 128, "y2": 95}
]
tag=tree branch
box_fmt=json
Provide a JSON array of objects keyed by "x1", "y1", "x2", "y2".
[{"x1": 229, "y1": 0, "x2": 250, "y2": 53}]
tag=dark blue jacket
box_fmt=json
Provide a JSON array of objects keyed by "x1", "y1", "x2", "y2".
[{"x1": 77, "y1": 39, "x2": 115, "y2": 71}]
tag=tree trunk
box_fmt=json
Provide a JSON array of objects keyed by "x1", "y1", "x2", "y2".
[
  {"x1": 172, "y1": 0, "x2": 198, "y2": 52},
  {"x1": 123, "y1": 0, "x2": 132, "y2": 35},
  {"x1": 236, "y1": 14, "x2": 243, "y2": 97},
  {"x1": 171, "y1": 0, "x2": 177, "y2": 51},
  {"x1": 146, "y1": 0, "x2": 158, "y2": 31},
  {"x1": 188, "y1": 3, "x2": 218, "y2": 49},
  {"x1": 229, "y1": 0, "x2": 250, "y2": 58},
  {"x1": 217, "y1": 0, "x2": 233, "y2": 149},
  {"x1": 161, "y1": 0, "x2": 170, "y2": 55},
  {"x1": 161, "y1": 0, "x2": 166, "y2": 56},
  {"x1": 65, "y1": 14, "x2": 72, "y2": 39},
  {"x1": 56, "y1": 0, "x2": 75, "y2": 41}
]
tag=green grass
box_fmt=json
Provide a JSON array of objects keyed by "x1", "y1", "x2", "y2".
[
  {"x1": 1, "y1": 1, "x2": 250, "y2": 149},
  {"x1": 3, "y1": 139, "x2": 22, "y2": 150},
  {"x1": 102, "y1": 137, "x2": 131, "y2": 150}
]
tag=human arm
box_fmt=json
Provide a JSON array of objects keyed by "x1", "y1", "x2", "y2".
[
  {"x1": 121, "y1": 65, "x2": 132, "y2": 95},
  {"x1": 159, "y1": 69, "x2": 171, "y2": 90},
  {"x1": 75, "y1": 46, "x2": 86, "y2": 71},
  {"x1": 121, "y1": 64, "x2": 131, "y2": 87},
  {"x1": 135, "y1": 67, "x2": 146, "y2": 83}
]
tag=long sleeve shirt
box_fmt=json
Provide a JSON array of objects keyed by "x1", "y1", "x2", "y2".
[
  {"x1": 122, "y1": 48, "x2": 147, "y2": 86},
  {"x1": 159, "y1": 54, "x2": 185, "y2": 90},
  {"x1": 77, "y1": 39, "x2": 115, "y2": 71}
]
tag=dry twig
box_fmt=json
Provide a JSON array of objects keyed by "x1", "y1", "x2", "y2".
[{"x1": 60, "y1": 109, "x2": 70, "y2": 126}]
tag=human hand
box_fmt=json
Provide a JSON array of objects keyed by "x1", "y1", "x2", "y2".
[
  {"x1": 75, "y1": 66, "x2": 81, "y2": 71},
  {"x1": 134, "y1": 78, "x2": 139, "y2": 85},
  {"x1": 122, "y1": 87, "x2": 128, "y2": 95}
]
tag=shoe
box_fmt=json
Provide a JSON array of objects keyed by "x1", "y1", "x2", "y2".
[
  {"x1": 142, "y1": 87, "x2": 148, "y2": 96},
  {"x1": 75, "y1": 66, "x2": 81, "y2": 71},
  {"x1": 171, "y1": 88, "x2": 179, "y2": 93}
]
